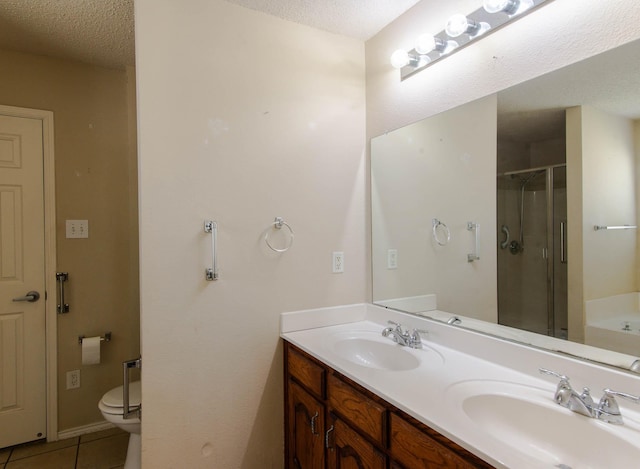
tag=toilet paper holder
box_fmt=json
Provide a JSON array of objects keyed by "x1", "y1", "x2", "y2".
[{"x1": 78, "y1": 332, "x2": 112, "y2": 344}]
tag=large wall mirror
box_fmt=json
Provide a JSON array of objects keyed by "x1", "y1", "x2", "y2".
[{"x1": 371, "y1": 38, "x2": 640, "y2": 372}]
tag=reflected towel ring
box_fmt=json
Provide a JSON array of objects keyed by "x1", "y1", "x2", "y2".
[
  {"x1": 265, "y1": 217, "x2": 294, "y2": 252},
  {"x1": 432, "y1": 218, "x2": 450, "y2": 246}
]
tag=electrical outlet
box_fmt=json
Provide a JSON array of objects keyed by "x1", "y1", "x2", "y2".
[
  {"x1": 332, "y1": 251, "x2": 344, "y2": 273},
  {"x1": 65, "y1": 220, "x2": 89, "y2": 239},
  {"x1": 387, "y1": 249, "x2": 398, "y2": 269},
  {"x1": 66, "y1": 370, "x2": 80, "y2": 390}
]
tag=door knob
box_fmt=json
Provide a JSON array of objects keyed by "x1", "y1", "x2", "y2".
[{"x1": 12, "y1": 291, "x2": 40, "y2": 302}]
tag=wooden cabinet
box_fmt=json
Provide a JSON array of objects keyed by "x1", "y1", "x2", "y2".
[
  {"x1": 288, "y1": 381, "x2": 325, "y2": 469},
  {"x1": 284, "y1": 341, "x2": 493, "y2": 469},
  {"x1": 326, "y1": 414, "x2": 386, "y2": 469},
  {"x1": 390, "y1": 413, "x2": 484, "y2": 469}
]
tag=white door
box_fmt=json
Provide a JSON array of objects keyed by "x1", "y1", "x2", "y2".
[{"x1": 0, "y1": 114, "x2": 46, "y2": 448}]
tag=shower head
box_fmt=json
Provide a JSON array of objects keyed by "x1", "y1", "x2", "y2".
[{"x1": 519, "y1": 169, "x2": 544, "y2": 188}]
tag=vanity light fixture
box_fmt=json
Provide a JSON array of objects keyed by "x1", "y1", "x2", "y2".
[
  {"x1": 445, "y1": 14, "x2": 490, "y2": 38},
  {"x1": 391, "y1": 0, "x2": 553, "y2": 79}
]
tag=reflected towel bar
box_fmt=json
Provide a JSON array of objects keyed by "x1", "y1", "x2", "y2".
[
  {"x1": 594, "y1": 225, "x2": 637, "y2": 231},
  {"x1": 467, "y1": 221, "x2": 480, "y2": 262}
]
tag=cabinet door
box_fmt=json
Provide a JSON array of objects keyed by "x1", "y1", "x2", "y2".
[
  {"x1": 288, "y1": 381, "x2": 325, "y2": 469},
  {"x1": 327, "y1": 415, "x2": 386, "y2": 469},
  {"x1": 390, "y1": 413, "x2": 487, "y2": 469}
]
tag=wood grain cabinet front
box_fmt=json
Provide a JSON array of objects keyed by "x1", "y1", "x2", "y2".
[
  {"x1": 326, "y1": 414, "x2": 386, "y2": 469},
  {"x1": 284, "y1": 341, "x2": 494, "y2": 469},
  {"x1": 327, "y1": 373, "x2": 386, "y2": 445},
  {"x1": 389, "y1": 413, "x2": 492, "y2": 469},
  {"x1": 287, "y1": 380, "x2": 326, "y2": 469}
]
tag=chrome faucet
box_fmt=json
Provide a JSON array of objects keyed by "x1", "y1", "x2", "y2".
[
  {"x1": 539, "y1": 368, "x2": 640, "y2": 424},
  {"x1": 382, "y1": 321, "x2": 425, "y2": 349},
  {"x1": 539, "y1": 368, "x2": 593, "y2": 417}
]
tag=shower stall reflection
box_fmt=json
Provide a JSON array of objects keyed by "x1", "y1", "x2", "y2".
[{"x1": 497, "y1": 165, "x2": 568, "y2": 338}]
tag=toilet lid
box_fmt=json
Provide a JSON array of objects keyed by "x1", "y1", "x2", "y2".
[{"x1": 101, "y1": 381, "x2": 141, "y2": 408}]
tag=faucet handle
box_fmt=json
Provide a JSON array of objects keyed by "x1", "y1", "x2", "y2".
[
  {"x1": 539, "y1": 368, "x2": 569, "y2": 382},
  {"x1": 408, "y1": 328, "x2": 428, "y2": 348},
  {"x1": 596, "y1": 389, "x2": 640, "y2": 425},
  {"x1": 539, "y1": 368, "x2": 574, "y2": 405},
  {"x1": 387, "y1": 320, "x2": 407, "y2": 335}
]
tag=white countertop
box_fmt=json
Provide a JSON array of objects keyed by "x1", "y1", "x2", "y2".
[{"x1": 280, "y1": 303, "x2": 640, "y2": 469}]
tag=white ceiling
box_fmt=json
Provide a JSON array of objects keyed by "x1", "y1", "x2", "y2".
[
  {"x1": 224, "y1": 0, "x2": 421, "y2": 40},
  {"x1": 0, "y1": 0, "x2": 420, "y2": 69}
]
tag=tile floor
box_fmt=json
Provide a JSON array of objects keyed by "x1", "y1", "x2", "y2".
[{"x1": 0, "y1": 427, "x2": 128, "y2": 469}]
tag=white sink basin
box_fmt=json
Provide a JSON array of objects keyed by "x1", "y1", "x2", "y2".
[
  {"x1": 447, "y1": 380, "x2": 640, "y2": 468},
  {"x1": 325, "y1": 330, "x2": 442, "y2": 371}
]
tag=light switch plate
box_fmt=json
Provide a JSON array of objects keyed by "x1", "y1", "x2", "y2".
[
  {"x1": 388, "y1": 249, "x2": 398, "y2": 269},
  {"x1": 66, "y1": 220, "x2": 89, "y2": 238}
]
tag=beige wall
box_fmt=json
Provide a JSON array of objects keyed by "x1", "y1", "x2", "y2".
[
  {"x1": 371, "y1": 95, "x2": 497, "y2": 321},
  {"x1": 580, "y1": 106, "x2": 637, "y2": 299},
  {"x1": 132, "y1": 0, "x2": 640, "y2": 466},
  {"x1": 567, "y1": 106, "x2": 638, "y2": 342},
  {"x1": 0, "y1": 48, "x2": 139, "y2": 431},
  {"x1": 135, "y1": 0, "x2": 365, "y2": 467}
]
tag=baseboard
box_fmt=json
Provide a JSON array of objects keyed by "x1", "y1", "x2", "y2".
[{"x1": 56, "y1": 421, "x2": 115, "y2": 440}]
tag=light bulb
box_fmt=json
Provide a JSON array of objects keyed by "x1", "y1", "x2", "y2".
[
  {"x1": 445, "y1": 14, "x2": 472, "y2": 37},
  {"x1": 415, "y1": 34, "x2": 437, "y2": 55},
  {"x1": 483, "y1": 0, "x2": 513, "y2": 13},
  {"x1": 483, "y1": 0, "x2": 533, "y2": 15},
  {"x1": 445, "y1": 14, "x2": 490, "y2": 38},
  {"x1": 390, "y1": 49, "x2": 410, "y2": 69}
]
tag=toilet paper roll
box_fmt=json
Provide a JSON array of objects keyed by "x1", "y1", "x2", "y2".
[{"x1": 82, "y1": 336, "x2": 101, "y2": 365}]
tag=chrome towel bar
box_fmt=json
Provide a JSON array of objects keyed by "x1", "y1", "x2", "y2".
[
  {"x1": 594, "y1": 225, "x2": 637, "y2": 231},
  {"x1": 204, "y1": 220, "x2": 219, "y2": 281}
]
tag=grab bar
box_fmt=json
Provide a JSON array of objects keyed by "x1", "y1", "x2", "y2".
[
  {"x1": 123, "y1": 357, "x2": 141, "y2": 420},
  {"x1": 204, "y1": 220, "x2": 218, "y2": 281},
  {"x1": 500, "y1": 225, "x2": 510, "y2": 249},
  {"x1": 467, "y1": 222, "x2": 480, "y2": 262},
  {"x1": 56, "y1": 272, "x2": 69, "y2": 313}
]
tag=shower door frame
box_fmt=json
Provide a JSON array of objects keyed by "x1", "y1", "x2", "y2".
[{"x1": 499, "y1": 163, "x2": 567, "y2": 337}]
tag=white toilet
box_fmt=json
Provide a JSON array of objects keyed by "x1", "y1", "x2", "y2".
[{"x1": 99, "y1": 381, "x2": 141, "y2": 469}]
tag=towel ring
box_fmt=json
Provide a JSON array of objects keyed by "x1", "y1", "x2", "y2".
[
  {"x1": 432, "y1": 218, "x2": 450, "y2": 246},
  {"x1": 265, "y1": 217, "x2": 294, "y2": 252}
]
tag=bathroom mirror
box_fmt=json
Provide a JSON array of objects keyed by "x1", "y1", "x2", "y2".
[{"x1": 371, "y1": 38, "x2": 640, "y2": 371}]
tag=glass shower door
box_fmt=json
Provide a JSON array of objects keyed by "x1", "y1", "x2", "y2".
[{"x1": 497, "y1": 166, "x2": 567, "y2": 337}]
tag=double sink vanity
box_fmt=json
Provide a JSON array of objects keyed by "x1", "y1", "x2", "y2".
[{"x1": 281, "y1": 304, "x2": 640, "y2": 468}]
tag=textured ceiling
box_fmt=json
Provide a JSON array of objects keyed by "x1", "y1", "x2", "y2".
[
  {"x1": 0, "y1": 0, "x2": 135, "y2": 69},
  {"x1": 224, "y1": 0, "x2": 421, "y2": 40},
  {"x1": 0, "y1": 0, "x2": 420, "y2": 69},
  {"x1": 498, "y1": 39, "x2": 640, "y2": 142}
]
